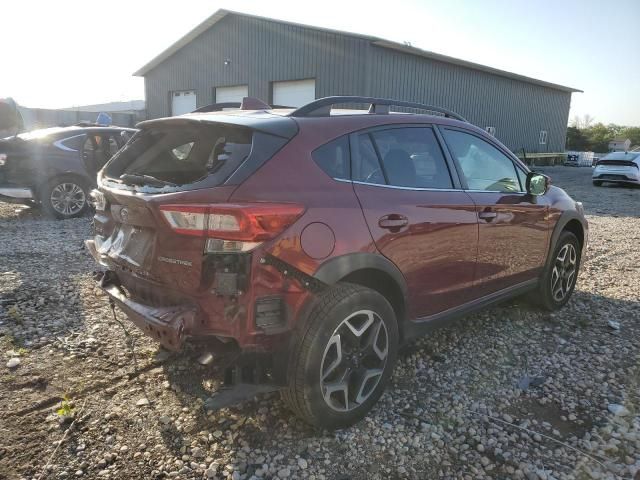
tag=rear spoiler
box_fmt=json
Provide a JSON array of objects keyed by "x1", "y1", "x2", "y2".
[{"x1": 136, "y1": 112, "x2": 298, "y2": 139}]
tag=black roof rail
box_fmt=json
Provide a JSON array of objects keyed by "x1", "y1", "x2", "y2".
[
  {"x1": 289, "y1": 96, "x2": 467, "y2": 122},
  {"x1": 193, "y1": 98, "x2": 295, "y2": 114}
]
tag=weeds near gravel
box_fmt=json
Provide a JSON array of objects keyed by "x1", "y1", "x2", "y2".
[
  {"x1": 2, "y1": 334, "x2": 26, "y2": 351},
  {"x1": 7, "y1": 305, "x2": 23, "y2": 323},
  {"x1": 56, "y1": 394, "x2": 75, "y2": 417}
]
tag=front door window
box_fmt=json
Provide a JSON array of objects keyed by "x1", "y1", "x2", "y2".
[
  {"x1": 442, "y1": 129, "x2": 521, "y2": 192},
  {"x1": 442, "y1": 128, "x2": 548, "y2": 294}
]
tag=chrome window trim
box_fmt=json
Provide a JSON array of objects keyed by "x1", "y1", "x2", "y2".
[
  {"x1": 335, "y1": 178, "x2": 461, "y2": 193},
  {"x1": 464, "y1": 189, "x2": 527, "y2": 194},
  {"x1": 336, "y1": 178, "x2": 528, "y2": 195}
]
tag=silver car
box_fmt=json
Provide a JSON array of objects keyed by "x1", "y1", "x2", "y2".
[{"x1": 592, "y1": 151, "x2": 640, "y2": 186}]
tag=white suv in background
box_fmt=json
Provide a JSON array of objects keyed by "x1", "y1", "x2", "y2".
[{"x1": 592, "y1": 151, "x2": 640, "y2": 186}]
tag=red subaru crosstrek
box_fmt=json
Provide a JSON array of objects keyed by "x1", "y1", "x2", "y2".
[{"x1": 86, "y1": 96, "x2": 587, "y2": 428}]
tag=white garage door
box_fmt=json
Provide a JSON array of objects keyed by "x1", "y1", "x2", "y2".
[
  {"x1": 171, "y1": 90, "x2": 196, "y2": 116},
  {"x1": 215, "y1": 85, "x2": 249, "y2": 104},
  {"x1": 272, "y1": 79, "x2": 316, "y2": 107}
]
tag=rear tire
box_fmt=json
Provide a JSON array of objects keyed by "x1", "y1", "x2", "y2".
[
  {"x1": 282, "y1": 283, "x2": 398, "y2": 429},
  {"x1": 39, "y1": 175, "x2": 89, "y2": 219},
  {"x1": 531, "y1": 231, "x2": 581, "y2": 311}
]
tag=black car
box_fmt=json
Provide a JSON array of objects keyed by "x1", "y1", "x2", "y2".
[{"x1": 0, "y1": 125, "x2": 136, "y2": 218}]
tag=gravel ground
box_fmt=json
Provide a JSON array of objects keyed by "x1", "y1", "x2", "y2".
[{"x1": 1, "y1": 166, "x2": 639, "y2": 480}]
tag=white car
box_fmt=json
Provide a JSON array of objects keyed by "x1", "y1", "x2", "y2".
[{"x1": 592, "y1": 151, "x2": 640, "y2": 186}]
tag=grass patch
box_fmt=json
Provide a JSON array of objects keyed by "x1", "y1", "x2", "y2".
[{"x1": 56, "y1": 394, "x2": 75, "y2": 417}]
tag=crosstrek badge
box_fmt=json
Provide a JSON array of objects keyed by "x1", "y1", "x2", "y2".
[{"x1": 157, "y1": 256, "x2": 193, "y2": 267}]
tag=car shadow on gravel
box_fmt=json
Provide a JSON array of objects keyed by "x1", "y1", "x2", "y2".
[
  {"x1": 156, "y1": 350, "x2": 315, "y2": 451},
  {"x1": 156, "y1": 287, "x2": 640, "y2": 430}
]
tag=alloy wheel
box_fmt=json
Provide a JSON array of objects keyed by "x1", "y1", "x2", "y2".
[
  {"x1": 550, "y1": 243, "x2": 577, "y2": 302},
  {"x1": 50, "y1": 183, "x2": 86, "y2": 216},
  {"x1": 319, "y1": 309, "x2": 389, "y2": 412}
]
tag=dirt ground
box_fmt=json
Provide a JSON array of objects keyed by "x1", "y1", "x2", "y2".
[{"x1": 1, "y1": 166, "x2": 639, "y2": 480}]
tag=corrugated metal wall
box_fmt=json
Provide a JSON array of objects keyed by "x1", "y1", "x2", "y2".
[
  {"x1": 144, "y1": 14, "x2": 572, "y2": 152},
  {"x1": 366, "y1": 46, "x2": 571, "y2": 152}
]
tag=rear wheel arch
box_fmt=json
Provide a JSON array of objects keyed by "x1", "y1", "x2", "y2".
[{"x1": 313, "y1": 253, "x2": 408, "y2": 339}]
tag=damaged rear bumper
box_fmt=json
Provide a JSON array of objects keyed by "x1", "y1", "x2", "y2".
[
  {"x1": 85, "y1": 239, "x2": 297, "y2": 408},
  {"x1": 87, "y1": 239, "x2": 195, "y2": 351},
  {"x1": 97, "y1": 271, "x2": 198, "y2": 351},
  {"x1": 96, "y1": 269, "x2": 290, "y2": 408}
]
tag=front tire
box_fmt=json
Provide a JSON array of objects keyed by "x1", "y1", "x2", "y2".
[
  {"x1": 531, "y1": 231, "x2": 581, "y2": 310},
  {"x1": 282, "y1": 283, "x2": 399, "y2": 429},
  {"x1": 39, "y1": 176, "x2": 89, "y2": 219}
]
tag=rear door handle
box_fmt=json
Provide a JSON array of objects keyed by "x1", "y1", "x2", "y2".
[
  {"x1": 478, "y1": 209, "x2": 497, "y2": 221},
  {"x1": 378, "y1": 214, "x2": 409, "y2": 229}
]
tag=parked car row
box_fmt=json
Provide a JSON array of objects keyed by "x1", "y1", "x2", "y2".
[{"x1": 81, "y1": 96, "x2": 588, "y2": 428}]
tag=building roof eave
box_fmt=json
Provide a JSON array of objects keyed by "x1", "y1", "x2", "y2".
[
  {"x1": 372, "y1": 40, "x2": 583, "y2": 93},
  {"x1": 134, "y1": 9, "x2": 583, "y2": 95},
  {"x1": 133, "y1": 9, "x2": 378, "y2": 77},
  {"x1": 133, "y1": 9, "x2": 231, "y2": 76}
]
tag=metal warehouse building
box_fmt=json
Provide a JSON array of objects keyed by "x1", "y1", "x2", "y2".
[{"x1": 135, "y1": 9, "x2": 581, "y2": 153}]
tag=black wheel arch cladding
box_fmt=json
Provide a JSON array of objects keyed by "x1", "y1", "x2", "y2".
[
  {"x1": 545, "y1": 210, "x2": 586, "y2": 271},
  {"x1": 313, "y1": 252, "x2": 408, "y2": 306}
]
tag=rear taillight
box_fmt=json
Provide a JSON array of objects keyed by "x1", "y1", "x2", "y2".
[
  {"x1": 159, "y1": 203, "x2": 305, "y2": 248},
  {"x1": 159, "y1": 204, "x2": 208, "y2": 235}
]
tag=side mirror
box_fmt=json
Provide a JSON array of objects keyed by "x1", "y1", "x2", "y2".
[{"x1": 526, "y1": 172, "x2": 550, "y2": 196}]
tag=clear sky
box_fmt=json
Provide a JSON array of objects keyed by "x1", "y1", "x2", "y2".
[{"x1": 2, "y1": 0, "x2": 638, "y2": 125}]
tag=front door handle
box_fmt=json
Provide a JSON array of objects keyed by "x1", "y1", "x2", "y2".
[
  {"x1": 478, "y1": 209, "x2": 498, "y2": 221},
  {"x1": 378, "y1": 214, "x2": 409, "y2": 229}
]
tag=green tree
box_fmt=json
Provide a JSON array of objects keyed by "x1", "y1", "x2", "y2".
[
  {"x1": 620, "y1": 127, "x2": 640, "y2": 147},
  {"x1": 585, "y1": 123, "x2": 617, "y2": 153},
  {"x1": 566, "y1": 117, "x2": 640, "y2": 152},
  {"x1": 566, "y1": 126, "x2": 588, "y2": 150}
]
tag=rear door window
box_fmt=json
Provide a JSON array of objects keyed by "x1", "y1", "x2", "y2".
[
  {"x1": 56, "y1": 134, "x2": 86, "y2": 151},
  {"x1": 84, "y1": 134, "x2": 120, "y2": 171},
  {"x1": 353, "y1": 127, "x2": 453, "y2": 189}
]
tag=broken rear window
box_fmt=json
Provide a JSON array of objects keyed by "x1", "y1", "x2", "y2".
[{"x1": 103, "y1": 123, "x2": 253, "y2": 190}]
